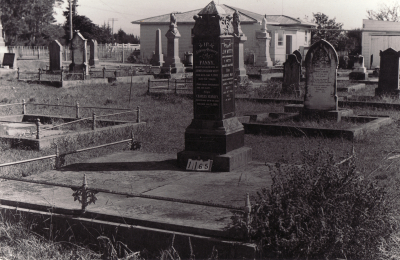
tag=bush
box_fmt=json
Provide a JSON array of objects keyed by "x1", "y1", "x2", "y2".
[
  {"x1": 230, "y1": 147, "x2": 400, "y2": 260},
  {"x1": 256, "y1": 80, "x2": 282, "y2": 98}
]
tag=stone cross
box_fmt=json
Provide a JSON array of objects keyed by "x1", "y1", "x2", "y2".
[
  {"x1": 304, "y1": 39, "x2": 338, "y2": 111},
  {"x1": 49, "y1": 40, "x2": 63, "y2": 71}
]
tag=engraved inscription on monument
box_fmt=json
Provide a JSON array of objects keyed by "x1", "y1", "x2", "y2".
[
  {"x1": 193, "y1": 39, "x2": 220, "y2": 120},
  {"x1": 221, "y1": 38, "x2": 235, "y2": 119},
  {"x1": 304, "y1": 40, "x2": 338, "y2": 111}
]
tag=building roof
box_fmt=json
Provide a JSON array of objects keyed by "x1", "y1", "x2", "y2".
[{"x1": 131, "y1": 3, "x2": 316, "y2": 27}]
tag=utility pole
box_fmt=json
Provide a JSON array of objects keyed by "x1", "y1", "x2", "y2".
[
  {"x1": 109, "y1": 18, "x2": 118, "y2": 43},
  {"x1": 69, "y1": 0, "x2": 73, "y2": 41}
]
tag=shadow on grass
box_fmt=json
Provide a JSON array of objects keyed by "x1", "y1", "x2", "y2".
[{"x1": 59, "y1": 159, "x2": 182, "y2": 172}]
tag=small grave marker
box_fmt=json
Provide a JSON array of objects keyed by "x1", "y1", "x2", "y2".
[
  {"x1": 375, "y1": 48, "x2": 400, "y2": 96},
  {"x1": 282, "y1": 54, "x2": 301, "y2": 96},
  {"x1": 49, "y1": 40, "x2": 63, "y2": 71},
  {"x1": 2, "y1": 53, "x2": 16, "y2": 69},
  {"x1": 186, "y1": 159, "x2": 213, "y2": 171}
]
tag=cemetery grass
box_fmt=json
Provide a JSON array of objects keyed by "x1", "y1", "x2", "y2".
[{"x1": 2, "y1": 78, "x2": 400, "y2": 257}]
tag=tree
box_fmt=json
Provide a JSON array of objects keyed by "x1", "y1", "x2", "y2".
[
  {"x1": 311, "y1": 12, "x2": 345, "y2": 50},
  {"x1": 367, "y1": 3, "x2": 400, "y2": 21},
  {"x1": 0, "y1": 0, "x2": 63, "y2": 45}
]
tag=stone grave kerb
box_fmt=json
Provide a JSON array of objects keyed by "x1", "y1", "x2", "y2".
[
  {"x1": 304, "y1": 39, "x2": 339, "y2": 111},
  {"x1": 282, "y1": 54, "x2": 301, "y2": 96},
  {"x1": 49, "y1": 40, "x2": 63, "y2": 71},
  {"x1": 69, "y1": 31, "x2": 89, "y2": 76},
  {"x1": 375, "y1": 48, "x2": 400, "y2": 96},
  {"x1": 177, "y1": 0, "x2": 252, "y2": 172}
]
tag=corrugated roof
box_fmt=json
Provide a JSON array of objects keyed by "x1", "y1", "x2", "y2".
[{"x1": 132, "y1": 3, "x2": 315, "y2": 27}]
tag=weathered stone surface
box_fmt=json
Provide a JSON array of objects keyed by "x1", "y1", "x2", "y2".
[
  {"x1": 349, "y1": 54, "x2": 368, "y2": 80},
  {"x1": 293, "y1": 50, "x2": 302, "y2": 65},
  {"x1": 375, "y1": 48, "x2": 400, "y2": 96},
  {"x1": 88, "y1": 39, "x2": 99, "y2": 67},
  {"x1": 304, "y1": 39, "x2": 338, "y2": 111},
  {"x1": 282, "y1": 54, "x2": 301, "y2": 96},
  {"x1": 233, "y1": 10, "x2": 248, "y2": 84},
  {"x1": 152, "y1": 29, "x2": 164, "y2": 66},
  {"x1": 255, "y1": 15, "x2": 272, "y2": 67},
  {"x1": 178, "y1": 1, "x2": 251, "y2": 171},
  {"x1": 49, "y1": 40, "x2": 63, "y2": 71},
  {"x1": 2, "y1": 53, "x2": 16, "y2": 69},
  {"x1": 69, "y1": 31, "x2": 88, "y2": 75},
  {"x1": 162, "y1": 13, "x2": 184, "y2": 74}
]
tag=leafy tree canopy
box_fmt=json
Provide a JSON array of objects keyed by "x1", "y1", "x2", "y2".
[
  {"x1": 311, "y1": 12, "x2": 344, "y2": 49},
  {"x1": 0, "y1": 0, "x2": 64, "y2": 45}
]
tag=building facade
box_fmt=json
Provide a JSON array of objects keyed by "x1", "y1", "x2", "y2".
[
  {"x1": 132, "y1": 4, "x2": 316, "y2": 64},
  {"x1": 362, "y1": 19, "x2": 400, "y2": 69}
]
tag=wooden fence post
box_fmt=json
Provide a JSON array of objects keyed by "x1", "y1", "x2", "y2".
[
  {"x1": 92, "y1": 112, "x2": 96, "y2": 130},
  {"x1": 38, "y1": 68, "x2": 41, "y2": 81},
  {"x1": 35, "y1": 118, "x2": 40, "y2": 139},
  {"x1": 76, "y1": 101, "x2": 80, "y2": 119},
  {"x1": 103, "y1": 67, "x2": 106, "y2": 78},
  {"x1": 17, "y1": 68, "x2": 20, "y2": 80},
  {"x1": 147, "y1": 78, "x2": 150, "y2": 93},
  {"x1": 136, "y1": 106, "x2": 140, "y2": 123},
  {"x1": 60, "y1": 69, "x2": 63, "y2": 82},
  {"x1": 22, "y1": 99, "x2": 26, "y2": 114}
]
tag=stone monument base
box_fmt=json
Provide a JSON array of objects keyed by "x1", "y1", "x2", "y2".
[
  {"x1": 375, "y1": 88, "x2": 400, "y2": 97},
  {"x1": 349, "y1": 71, "x2": 368, "y2": 80},
  {"x1": 177, "y1": 146, "x2": 252, "y2": 172}
]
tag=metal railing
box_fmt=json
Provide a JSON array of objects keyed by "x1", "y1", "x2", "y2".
[{"x1": 147, "y1": 76, "x2": 193, "y2": 94}]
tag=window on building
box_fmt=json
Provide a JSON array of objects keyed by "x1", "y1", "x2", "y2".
[
  {"x1": 278, "y1": 30, "x2": 284, "y2": 46},
  {"x1": 305, "y1": 30, "x2": 308, "y2": 44}
]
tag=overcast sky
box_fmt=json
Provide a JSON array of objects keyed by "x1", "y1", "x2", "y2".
[{"x1": 54, "y1": 0, "x2": 397, "y2": 36}]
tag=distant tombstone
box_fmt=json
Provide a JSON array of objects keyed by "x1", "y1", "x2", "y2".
[
  {"x1": 49, "y1": 40, "x2": 63, "y2": 71},
  {"x1": 88, "y1": 39, "x2": 99, "y2": 67},
  {"x1": 177, "y1": 1, "x2": 251, "y2": 172},
  {"x1": 2, "y1": 53, "x2": 16, "y2": 69},
  {"x1": 349, "y1": 54, "x2": 368, "y2": 80},
  {"x1": 282, "y1": 54, "x2": 301, "y2": 96},
  {"x1": 293, "y1": 50, "x2": 302, "y2": 66},
  {"x1": 304, "y1": 39, "x2": 338, "y2": 111},
  {"x1": 375, "y1": 48, "x2": 400, "y2": 96},
  {"x1": 69, "y1": 31, "x2": 88, "y2": 75},
  {"x1": 152, "y1": 29, "x2": 164, "y2": 66},
  {"x1": 255, "y1": 14, "x2": 272, "y2": 67},
  {"x1": 233, "y1": 9, "x2": 248, "y2": 84},
  {"x1": 162, "y1": 13, "x2": 184, "y2": 74}
]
